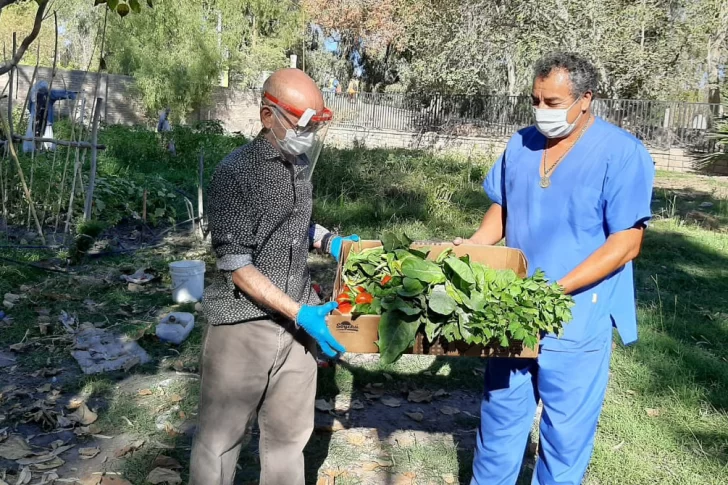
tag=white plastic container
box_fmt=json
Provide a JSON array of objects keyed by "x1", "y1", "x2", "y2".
[
  {"x1": 169, "y1": 260, "x2": 205, "y2": 303},
  {"x1": 156, "y1": 312, "x2": 195, "y2": 345}
]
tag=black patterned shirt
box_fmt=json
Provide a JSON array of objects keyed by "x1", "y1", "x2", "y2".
[{"x1": 203, "y1": 135, "x2": 328, "y2": 325}]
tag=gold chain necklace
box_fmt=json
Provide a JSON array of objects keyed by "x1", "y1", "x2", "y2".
[{"x1": 540, "y1": 114, "x2": 592, "y2": 189}]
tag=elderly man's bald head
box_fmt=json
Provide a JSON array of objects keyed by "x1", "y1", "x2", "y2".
[{"x1": 262, "y1": 68, "x2": 324, "y2": 113}]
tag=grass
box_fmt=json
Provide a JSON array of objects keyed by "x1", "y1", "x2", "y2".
[{"x1": 2, "y1": 127, "x2": 728, "y2": 483}]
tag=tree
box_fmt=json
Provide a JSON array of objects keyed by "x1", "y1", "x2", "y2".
[
  {"x1": 0, "y1": 0, "x2": 150, "y2": 76},
  {"x1": 105, "y1": 0, "x2": 221, "y2": 118}
]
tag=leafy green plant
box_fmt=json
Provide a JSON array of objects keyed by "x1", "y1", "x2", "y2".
[
  {"x1": 336, "y1": 232, "x2": 574, "y2": 364},
  {"x1": 70, "y1": 220, "x2": 106, "y2": 264}
]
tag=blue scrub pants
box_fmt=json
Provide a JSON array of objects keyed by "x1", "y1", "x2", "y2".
[{"x1": 471, "y1": 337, "x2": 612, "y2": 485}]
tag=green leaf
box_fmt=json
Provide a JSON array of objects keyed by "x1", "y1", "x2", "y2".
[
  {"x1": 435, "y1": 248, "x2": 453, "y2": 264},
  {"x1": 499, "y1": 334, "x2": 510, "y2": 348},
  {"x1": 129, "y1": 0, "x2": 142, "y2": 13},
  {"x1": 147, "y1": 0, "x2": 153, "y2": 8},
  {"x1": 401, "y1": 258, "x2": 445, "y2": 284},
  {"x1": 409, "y1": 248, "x2": 430, "y2": 259},
  {"x1": 472, "y1": 262, "x2": 488, "y2": 289},
  {"x1": 428, "y1": 285, "x2": 457, "y2": 315},
  {"x1": 378, "y1": 311, "x2": 420, "y2": 365},
  {"x1": 445, "y1": 281, "x2": 463, "y2": 304},
  {"x1": 382, "y1": 297, "x2": 421, "y2": 316},
  {"x1": 95, "y1": 0, "x2": 108, "y2": 6},
  {"x1": 424, "y1": 317, "x2": 441, "y2": 342},
  {"x1": 382, "y1": 232, "x2": 411, "y2": 252},
  {"x1": 359, "y1": 263, "x2": 377, "y2": 276},
  {"x1": 154, "y1": 207, "x2": 165, "y2": 218},
  {"x1": 445, "y1": 256, "x2": 475, "y2": 285}
]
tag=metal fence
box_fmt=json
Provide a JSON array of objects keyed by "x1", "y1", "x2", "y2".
[{"x1": 322, "y1": 91, "x2": 724, "y2": 152}]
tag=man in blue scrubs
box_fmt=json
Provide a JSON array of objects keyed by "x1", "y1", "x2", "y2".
[{"x1": 456, "y1": 52, "x2": 655, "y2": 484}]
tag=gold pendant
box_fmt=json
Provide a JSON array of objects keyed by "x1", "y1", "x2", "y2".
[{"x1": 540, "y1": 176, "x2": 551, "y2": 189}]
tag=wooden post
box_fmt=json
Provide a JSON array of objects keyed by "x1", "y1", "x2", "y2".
[
  {"x1": 142, "y1": 188, "x2": 147, "y2": 222},
  {"x1": 83, "y1": 98, "x2": 103, "y2": 221},
  {"x1": 7, "y1": 33, "x2": 16, "y2": 141},
  {"x1": 0, "y1": 110, "x2": 45, "y2": 244},
  {"x1": 197, "y1": 148, "x2": 204, "y2": 238}
]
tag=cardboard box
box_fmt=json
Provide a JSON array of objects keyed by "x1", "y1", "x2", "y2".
[{"x1": 325, "y1": 240, "x2": 538, "y2": 358}]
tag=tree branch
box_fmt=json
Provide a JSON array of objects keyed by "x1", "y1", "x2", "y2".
[{"x1": 0, "y1": 0, "x2": 48, "y2": 76}]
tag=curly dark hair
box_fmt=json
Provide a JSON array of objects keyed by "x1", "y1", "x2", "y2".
[{"x1": 533, "y1": 52, "x2": 599, "y2": 98}]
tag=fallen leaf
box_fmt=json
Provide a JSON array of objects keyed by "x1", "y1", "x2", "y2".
[
  {"x1": 422, "y1": 371, "x2": 433, "y2": 376},
  {"x1": 613, "y1": 440, "x2": 626, "y2": 451},
  {"x1": 9, "y1": 343, "x2": 26, "y2": 353},
  {"x1": 57, "y1": 416, "x2": 73, "y2": 428},
  {"x1": 407, "y1": 389, "x2": 433, "y2": 403},
  {"x1": 33, "y1": 456, "x2": 64, "y2": 470},
  {"x1": 372, "y1": 382, "x2": 384, "y2": 388},
  {"x1": 440, "y1": 406, "x2": 460, "y2": 416},
  {"x1": 15, "y1": 466, "x2": 31, "y2": 484},
  {"x1": 0, "y1": 435, "x2": 31, "y2": 460},
  {"x1": 381, "y1": 396, "x2": 401, "y2": 408},
  {"x1": 363, "y1": 392, "x2": 381, "y2": 400},
  {"x1": 314, "y1": 399, "x2": 333, "y2": 412},
  {"x1": 350, "y1": 399, "x2": 365, "y2": 410},
  {"x1": 169, "y1": 394, "x2": 183, "y2": 403},
  {"x1": 442, "y1": 473, "x2": 456, "y2": 484},
  {"x1": 393, "y1": 472, "x2": 416, "y2": 485},
  {"x1": 645, "y1": 408, "x2": 661, "y2": 418},
  {"x1": 68, "y1": 403, "x2": 98, "y2": 425},
  {"x1": 361, "y1": 462, "x2": 380, "y2": 472},
  {"x1": 38, "y1": 323, "x2": 49, "y2": 336},
  {"x1": 374, "y1": 457, "x2": 394, "y2": 467},
  {"x1": 16, "y1": 454, "x2": 57, "y2": 465},
  {"x1": 36, "y1": 384, "x2": 52, "y2": 393},
  {"x1": 114, "y1": 439, "x2": 145, "y2": 458},
  {"x1": 79, "y1": 447, "x2": 100, "y2": 459},
  {"x1": 383, "y1": 373, "x2": 393, "y2": 381},
  {"x1": 405, "y1": 411, "x2": 424, "y2": 422},
  {"x1": 137, "y1": 389, "x2": 153, "y2": 397},
  {"x1": 434, "y1": 389, "x2": 449, "y2": 398},
  {"x1": 346, "y1": 432, "x2": 367, "y2": 446},
  {"x1": 146, "y1": 467, "x2": 182, "y2": 484},
  {"x1": 79, "y1": 477, "x2": 133, "y2": 485},
  {"x1": 153, "y1": 455, "x2": 182, "y2": 469}
]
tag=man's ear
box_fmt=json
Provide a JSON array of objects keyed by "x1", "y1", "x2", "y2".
[
  {"x1": 260, "y1": 106, "x2": 275, "y2": 130},
  {"x1": 580, "y1": 91, "x2": 593, "y2": 112}
]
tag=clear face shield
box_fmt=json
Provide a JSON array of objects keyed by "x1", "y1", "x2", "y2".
[{"x1": 263, "y1": 92, "x2": 333, "y2": 181}]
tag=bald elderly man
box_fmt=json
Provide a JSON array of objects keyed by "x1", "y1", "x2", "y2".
[{"x1": 189, "y1": 68, "x2": 358, "y2": 485}]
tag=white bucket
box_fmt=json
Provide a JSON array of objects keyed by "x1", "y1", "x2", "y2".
[{"x1": 169, "y1": 260, "x2": 205, "y2": 303}]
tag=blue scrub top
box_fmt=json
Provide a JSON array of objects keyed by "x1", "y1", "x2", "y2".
[{"x1": 484, "y1": 116, "x2": 655, "y2": 351}]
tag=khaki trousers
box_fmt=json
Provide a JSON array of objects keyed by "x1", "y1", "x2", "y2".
[{"x1": 188, "y1": 319, "x2": 317, "y2": 485}]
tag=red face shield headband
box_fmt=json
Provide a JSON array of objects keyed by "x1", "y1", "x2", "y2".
[{"x1": 262, "y1": 91, "x2": 333, "y2": 127}]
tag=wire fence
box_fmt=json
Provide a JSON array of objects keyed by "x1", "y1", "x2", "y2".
[{"x1": 322, "y1": 92, "x2": 725, "y2": 153}]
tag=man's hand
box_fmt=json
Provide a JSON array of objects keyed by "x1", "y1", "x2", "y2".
[
  {"x1": 296, "y1": 302, "x2": 346, "y2": 357},
  {"x1": 453, "y1": 237, "x2": 472, "y2": 246},
  {"x1": 329, "y1": 235, "x2": 360, "y2": 262}
]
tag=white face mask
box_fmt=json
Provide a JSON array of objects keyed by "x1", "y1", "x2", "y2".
[
  {"x1": 272, "y1": 110, "x2": 315, "y2": 156},
  {"x1": 532, "y1": 97, "x2": 583, "y2": 139}
]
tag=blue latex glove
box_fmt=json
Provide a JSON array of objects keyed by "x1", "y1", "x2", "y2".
[
  {"x1": 296, "y1": 302, "x2": 347, "y2": 358},
  {"x1": 329, "y1": 234, "x2": 360, "y2": 262}
]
